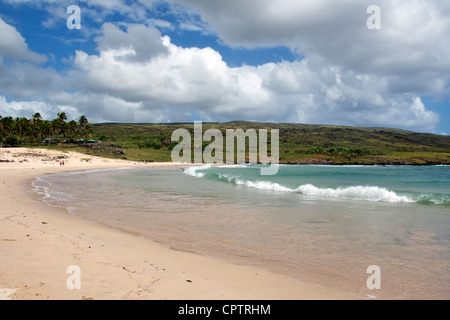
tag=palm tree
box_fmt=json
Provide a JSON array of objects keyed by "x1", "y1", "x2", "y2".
[
  {"x1": 51, "y1": 119, "x2": 59, "y2": 142},
  {"x1": 40, "y1": 120, "x2": 52, "y2": 145},
  {"x1": 15, "y1": 117, "x2": 31, "y2": 146},
  {"x1": 78, "y1": 115, "x2": 88, "y2": 127},
  {"x1": 77, "y1": 115, "x2": 89, "y2": 141},
  {"x1": 31, "y1": 113, "x2": 43, "y2": 144},
  {"x1": 82, "y1": 123, "x2": 93, "y2": 140},
  {"x1": 32, "y1": 112, "x2": 42, "y2": 122},
  {"x1": 67, "y1": 120, "x2": 78, "y2": 141},
  {"x1": 57, "y1": 112, "x2": 68, "y2": 140},
  {"x1": 57, "y1": 112, "x2": 68, "y2": 122},
  {"x1": 0, "y1": 116, "x2": 14, "y2": 148}
]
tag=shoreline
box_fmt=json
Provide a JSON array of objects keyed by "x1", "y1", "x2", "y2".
[
  {"x1": 0, "y1": 148, "x2": 361, "y2": 300},
  {"x1": 279, "y1": 159, "x2": 450, "y2": 166}
]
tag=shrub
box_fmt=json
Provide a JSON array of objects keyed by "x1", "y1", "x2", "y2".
[
  {"x1": 307, "y1": 146, "x2": 325, "y2": 154},
  {"x1": 326, "y1": 146, "x2": 372, "y2": 156},
  {"x1": 138, "y1": 139, "x2": 163, "y2": 150}
]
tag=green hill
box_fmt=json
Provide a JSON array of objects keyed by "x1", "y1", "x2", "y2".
[{"x1": 71, "y1": 122, "x2": 450, "y2": 165}]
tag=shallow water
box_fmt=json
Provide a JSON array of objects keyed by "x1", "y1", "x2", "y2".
[{"x1": 33, "y1": 165, "x2": 450, "y2": 299}]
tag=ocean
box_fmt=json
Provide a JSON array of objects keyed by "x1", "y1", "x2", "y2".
[{"x1": 33, "y1": 165, "x2": 450, "y2": 299}]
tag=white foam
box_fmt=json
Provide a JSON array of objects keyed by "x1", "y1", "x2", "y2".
[
  {"x1": 217, "y1": 174, "x2": 238, "y2": 182},
  {"x1": 219, "y1": 176, "x2": 415, "y2": 203},
  {"x1": 235, "y1": 179, "x2": 293, "y2": 192},
  {"x1": 294, "y1": 184, "x2": 414, "y2": 203},
  {"x1": 183, "y1": 165, "x2": 211, "y2": 178},
  {"x1": 32, "y1": 176, "x2": 51, "y2": 200},
  {"x1": 216, "y1": 164, "x2": 249, "y2": 168}
]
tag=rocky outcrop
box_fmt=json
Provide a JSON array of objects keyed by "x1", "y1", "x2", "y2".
[{"x1": 80, "y1": 142, "x2": 126, "y2": 158}]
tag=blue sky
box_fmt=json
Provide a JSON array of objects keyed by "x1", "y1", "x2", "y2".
[{"x1": 0, "y1": 0, "x2": 449, "y2": 134}]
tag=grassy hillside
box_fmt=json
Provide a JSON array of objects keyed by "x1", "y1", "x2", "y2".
[{"x1": 44, "y1": 122, "x2": 450, "y2": 165}]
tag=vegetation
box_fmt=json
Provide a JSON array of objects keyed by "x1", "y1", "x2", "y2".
[
  {"x1": 1, "y1": 116, "x2": 449, "y2": 165},
  {"x1": 87, "y1": 122, "x2": 450, "y2": 165},
  {"x1": 0, "y1": 113, "x2": 93, "y2": 148}
]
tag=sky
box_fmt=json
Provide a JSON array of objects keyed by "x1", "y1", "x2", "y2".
[{"x1": 0, "y1": 0, "x2": 449, "y2": 134}]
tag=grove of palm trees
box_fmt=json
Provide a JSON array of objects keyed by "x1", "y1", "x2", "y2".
[{"x1": 0, "y1": 113, "x2": 92, "y2": 148}]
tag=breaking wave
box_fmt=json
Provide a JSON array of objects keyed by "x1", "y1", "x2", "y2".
[
  {"x1": 183, "y1": 165, "x2": 212, "y2": 178},
  {"x1": 183, "y1": 166, "x2": 449, "y2": 204}
]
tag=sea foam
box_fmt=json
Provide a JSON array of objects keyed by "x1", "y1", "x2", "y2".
[
  {"x1": 294, "y1": 184, "x2": 413, "y2": 203},
  {"x1": 182, "y1": 165, "x2": 429, "y2": 203},
  {"x1": 234, "y1": 179, "x2": 413, "y2": 202},
  {"x1": 183, "y1": 165, "x2": 211, "y2": 178}
]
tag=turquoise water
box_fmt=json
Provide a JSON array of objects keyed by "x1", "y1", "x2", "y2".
[
  {"x1": 185, "y1": 164, "x2": 450, "y2": 204},
  {"x1": 33, "y1": 165, "x2": 450, "y2": 299}
]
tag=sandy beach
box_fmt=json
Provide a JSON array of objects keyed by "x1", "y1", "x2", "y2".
[{"x1": 0, "y1": 147, "x2": 359, "y2": 300}]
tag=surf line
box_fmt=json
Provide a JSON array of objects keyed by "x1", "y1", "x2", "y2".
[{"x1": 171, "y1": 121, "x2": 280, "y2": 176}]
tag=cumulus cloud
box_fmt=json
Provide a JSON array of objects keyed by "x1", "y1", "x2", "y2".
[
  {"x1": 0, "y1": 61, "x2": 60, "y2": 99},
  {"x1": 67, "y1": 23, "x2": 439, "y2": 130},
  {"x1": 172, "y1": 0, "x2": 450, "y2": 94},
  {"x1": 95, "y1": 23, "x2": 169, "y2": 62},
  {"x1": 0, "y1": 96, "x2": 79, "y2": 121},
  {"x1": 0, "y1": 18, "x2": 46, "y2": 63}
]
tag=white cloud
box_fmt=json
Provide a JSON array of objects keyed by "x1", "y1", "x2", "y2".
[
  {"x1": 171, "y1": 0, "x2": 450, "y2": 95},
  {"x1": 147, "y1": 18, "x2": 175, "y2": 30},
  {"x1": 0, "y1": 18, "x2": 46, "y2": 63},
  {"x1": 95, "y1": 23, "x2": 169, "y2": 62},
  {"x1": 0, "y1": 61, "x2": 60, "y2": 99},
  {"x1": 0, "y1": 96, "x2": 78, "y2": 121},
  {"x1": 67, "y1": 24, "x2": 440, "y2": 130}
]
